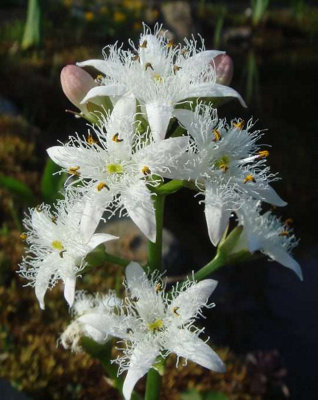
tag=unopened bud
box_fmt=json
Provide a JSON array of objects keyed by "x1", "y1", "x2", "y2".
[
  {"x1": 60, "y1": 65, "x2": 96, "y2": 111},
  {"x1": 213, "y1": 54, "x2": 234, "y2": 86}
]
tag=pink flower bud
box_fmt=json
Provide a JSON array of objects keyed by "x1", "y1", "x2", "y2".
[
  {"x1": 60, "y1": 65, "x2": 96, "y2": 110},
  {"x1": 213, "y1": 54, "x2": 234, "y2": 86}
]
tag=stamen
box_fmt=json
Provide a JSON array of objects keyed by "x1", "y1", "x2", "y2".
[
  {"x1": 155, "y1": 283, "x2": 162, "y2": 292},
  {"x1": 51, "y1": 216, "x2": 57, "y2": 224},
  {"x1": 51, "y1": 240, "x2": 64, "y2": 251},
  {"x1": 233, "y1": 120, "x2": 244, "y2": 130},
  {"x1": 167, "y1": 39, "x2": 175, "y2": 48},
  {"x1": 140, "y1": 40, "x2": 147, "y2": 48},
  {"x1": 172, "y1": 306, "x2": 180, "y2": 316},
  {"x1": 145, "y1": 62, "x2": 154, "y2": 71},
  {"x1": 95, "y1": 75, "x2": 104, "y2": 85},
  {"x1": 258, "y1": 150, "x2": 269, "y2": 158},
  {"x1": 142, "y1": 166, "x2": 151, "y2": 175},
  {"x1": 87, "y1": 133, "x2": 97, "y2": 145},
  {"x1": 126, "y1": 328, "x2": 134, "y2": 334},
  {"x1": 106, "y1": 163, "x2": 123, "y2": 174},
  {"x1": 215, "y1": 155, "x2": 229, "y2": 172},
  {"x1": 285, "y1": 218, "x2": 293, "y2": 226},
  {"x1": 20, "y1": 233, "x2": 27, "y2": 241},
  {"x1": 59, "y1": 250, "x2": 67, "y2": 258},
  {"x1": 279, "y1": 230, "x2": 289, "y2": 236},
  {"x1": 243, "y1": 174, "x2": 256, "y2": 184},
  {"x1": 148, "y1": 319, "x2": 163, "y2": 332},
  {"x1": 212, "y1": 129, "x2": 221, "y2": 142},
  {"x1": 35, "y1": 204, "x2": 43, "y2": 212},
  {"x1": 68, "y1": 166, "x2": 80, "y2": 176},
  {"x1": 181, "y1": 48, "x2": 188, "y2": 56},
  {"x1": 173, "y1": 65, "x2": 181, "y2": 74},
  {"x1": 97, "y1": 182, "x2": 109, "y2": 191},
  {"x1": 112, "y1": 133, "x2": 123, "y2": 143},
  {"x1": 132, "y1": 54, "x2": 139, "y2": 62}
]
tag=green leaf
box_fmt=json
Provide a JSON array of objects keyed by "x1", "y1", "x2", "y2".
[
  {"x1": 204, "y1": 391, "x2": 229, "y2": 400},
  {"x1": 0, "y1": 174, "x2": 36, "y2": 205},
  {"x1": 181, "y1": 389, "x2": 202, "y2": 400},
  {"x1": 41, "y1": 158, "x2": 66, "y2": 203}
]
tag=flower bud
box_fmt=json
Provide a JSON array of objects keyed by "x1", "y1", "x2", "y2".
[
  {"x1": 214, "y1": 54, "x2": 234, "y2": 86},
  {"x1": 60, "y1": 65, "x2": 96, "y2": 111}
]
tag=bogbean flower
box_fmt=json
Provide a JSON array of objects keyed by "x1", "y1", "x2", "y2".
[
  {"x1": 174, "y1": 104, "x2": 286, "y2": 246},
  {"x1": 61, "y1": 262, "x2": 225, "y2": 400},
  {"x1": 47, "y1": 97, "x2": 189, "y2": 242},
  {"x1": 18, "y1": 193, "x2": 118, "y2": 309},
  {"x1": 77, "y1": 23, "x2": 245, "y2": 141},
  {"x1": 233, "y1": 198, "x2": 302, "y2": 280}
]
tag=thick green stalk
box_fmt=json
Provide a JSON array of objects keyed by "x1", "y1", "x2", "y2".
[
  {"x1": 147, "y1": 194, "x2": 165, "y2": 272},
  {"x1": 144, "y1": 194, "x2": 165, "y2": 399},
  {"x1": 145, "y1": 368, "x2": 162, "y2": 400},
  {"x1": 21, "y1": 0, "x2": 43, "y2": 50},
  {"x1": 194, "y1": 252, "x2": 226, "y2": 281}
]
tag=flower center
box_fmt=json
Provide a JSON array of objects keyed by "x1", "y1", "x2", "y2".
[
  {"x1": 215, "y1": 155, "x2": 230, "y2": 172},
  {"x1": 148, "y1": 319, "x2": 163, "y2": 332},
  {"x1": 106, "y1": 163, "x2": 123, "y2": 174},
  {"x1": 51, "y1": 240, "x2": 64, "y2": 251}
]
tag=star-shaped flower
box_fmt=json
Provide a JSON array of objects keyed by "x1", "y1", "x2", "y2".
[
  {"x1": 47, "y1": 97, "x2": 189, "y2": 242},
  {"x1": 61, "y1": 262, "x2": 225, "y2": 400},
  {"x1": 18, "y1": 192, "x2": 118, "y2": 308},
  {"x1": 173, "y1": 104, "x2": 286, "y2": 246},
  {"x1": 77, "y1": 23, "x2": 245, "y2": 141}
]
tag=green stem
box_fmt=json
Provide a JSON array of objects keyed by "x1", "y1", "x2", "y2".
[
  {"x1": 144, "y1": 194, "x2": 165, "y2": 398},
  {"x1": 103, "y1": 252, "x2": 130, "y2": 267},
  {"x1": 145, "y1": 368, "x2": 162, "y2": 400},
  {"x1": 147, "y1": 194, "x2": 165, "y2": 272},
  {"x1": 194, "y1": 252, "x2": 226, "y2": 281}
]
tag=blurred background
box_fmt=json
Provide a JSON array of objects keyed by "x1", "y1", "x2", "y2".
[{"x1": 0, "y1": 1, "x2": 317, "y2": 399}]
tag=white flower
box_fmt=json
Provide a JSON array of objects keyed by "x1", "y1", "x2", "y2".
[
  {"x1": 77, "y1": 23, "x2": 245, "y2": 141},
  {"x1": 18, "y1": 192, "x2": 118, "y2": 309},
  {"x1": 61, "y1": 290, "x2": 123, "y2": 352},
  {"x1": 62, "y1": 262, "x2": 225, "y2": 400},
  {"x1": 173, "y1": 104, "x2": 286, "y2": 246},
  {"x1": 47, "y1": 98, "x2": 189, "y2": 242},
  {"x1": 234, "y1": 198, "x2": 302, "y2": 280}
]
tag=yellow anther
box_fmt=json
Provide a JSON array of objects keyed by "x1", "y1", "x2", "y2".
[
  {"x1": 126, "y1": 328, "x2": 134, "y2": 334},
  {"x1": 279, "y1": 230, "x2": 289, "y2": 237},
  {"x1": 106, "y1": 163, "x2": 123, "y2": 174},
  {"x1": 68, "y1": 166, "x2": 80, "y2": 176},
  {"x1": 20, "y1": 233, "x2": 27, "y2": 241},
  {"x1": 181, "y1": 48, "x2": 188, "y2": 56},
  {"x1": 95, "y1": 74, "x2": 104, "y2": 85},
  {"x1": 258, "y1": 150, "x2": 269, "y2": 158},
  {"x1": 87, "y1": 134, "x2": 97, "y2": 144},
  {"x1": 212, "y1": 129, "x2": 221, "y2": 142},
  {"x1": 142, "y1": 166, "x2": 151, "y2": 175},
  {"x1": 167, "y1": 39, "x2": 175, "y2": 48},
  {"x1": 140, "y1": 40, "x2": 147, "y2": 48},
  {"x1": 51, "y1": 240, "x2": 64, "y2": 251},
  {"x1": 112, "y1": 133, "x2": 123, "y2": 143},
  {"x1": 233, "y1": 120, "x2": 244, "y2": 130},
  {"x1": 51, "y1": 216, "x2": 57, "y2": 224},
  {"x1": 155, "y1": 283, "x2": 163, "y2": 292},
  {"x1": 145, "y1": 62, "x2": 154, "y2": 71},
  {"x1": 35, "y1": 204, "x2": 43, "y2": 212},
  {"x1": 153, "y1": 74, "x2": 163, "y2": 82},
  {"x1": 215, "y1": 155, "x2": 229, "y2": 172},
  {"x1": 97, "y1": 182, "x2": 109, "y2": 191},
  {"x1": 172, "y1": 306, "x2": 180, "y2": 316},
  {"x1": 132, "y1": 54, "x2": 140, "y2": 62},
  {"x1": 173, "y1": 65, "x2": 181, "y2": 74},
  {"x1": 285, "y1": 218, "x2": 293, "y2": 226},
  {"x1": 244, "y1": 174, "x2": 256, "y2": 184},
  {"x1": 59, "y1": 250, "x2": 66, "y2": 258},
  {"x1": 148, "y1": 319, "x2": 163, "y2": 332}
]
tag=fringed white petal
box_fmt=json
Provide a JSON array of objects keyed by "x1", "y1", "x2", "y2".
[
  {"x1": 123, "y1": 342, "x2": 159, "y2": 400},
  {"x1": 251, "y1": 185, "x2": 287, "y2": 207},
  {"x1": 181, "y1": 50, "x2": 225, "y2": 70},
  {"x1": 171, "y1": 279, "x2": 218, "y2": 324},
  {"x1": 125, "y1": 262, "x2": 151, "y2": 296},
  {"x1": 145, "y1": 103, "x2": 174, "y2": 141},
  {"x1": 35, "y1": 253, "x2": 57, "y2": 310},
  {"x1": 64, "y1": 276, "x2": 76, "y2": 307},
  {"x1": 81, "y1": 84, "x2": 127, "y2": 104},
  {"x1": 121, "y1": 182, "x2": 156, "y2": 242},
  {"x1": 165, "y1": 328, "x2": 225, "y2": 372},
  {"x1": 86, "y1": 233, "x2": 118, "y2": 252},
  {"x1": 77, "y1": 59, "x2": 109, "y2": 75},
  {"x1": 265, "y1": 245, "x2": 303, "y2": 280}
]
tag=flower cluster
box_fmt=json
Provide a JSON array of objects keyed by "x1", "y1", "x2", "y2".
[{"x1": 18, "y1": 22, "x2": 302, "y2": 399}]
